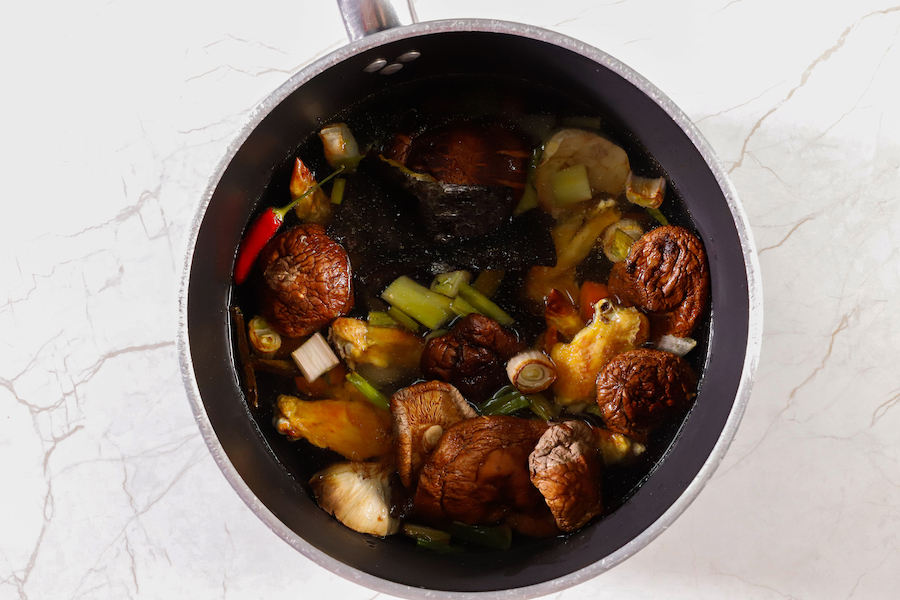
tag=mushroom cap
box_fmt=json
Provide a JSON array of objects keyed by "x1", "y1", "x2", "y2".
[
  {"x1": 607, "y1": 225, "x2": 709, "y2": 338},
  {"x1": 390, "y1": 381, "x2": 477, "y2": 488},
  {"x1": 529, "y1": 421, "x2": 604, "y2": 532},
  {"x1": 258, "y1": 224, "x2": 354, "y2": 338},
  {"x1": 400, "y1": 119, "x2": 530, "y2": 194},
  {"x1": 596, "y1": 348, "x2": 698, "y2": 438},
  {"x1": 413, "y1": 416, "x2": 551, "y2": 530},
  {"x1": 420, "y1": 313, "x2": 526, "y2": 402}
]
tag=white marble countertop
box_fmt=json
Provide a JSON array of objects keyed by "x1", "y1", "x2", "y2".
[{"x1": 2, "y1": 0, "x2": 898, "y2": 598}]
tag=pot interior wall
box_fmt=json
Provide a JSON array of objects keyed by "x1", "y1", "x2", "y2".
[{"x1": 187, "y1": 30, "x2": 749, "y2": 593}]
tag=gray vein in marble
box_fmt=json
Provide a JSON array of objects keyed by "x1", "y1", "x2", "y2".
[
  {"x1": 871, "y1": 388, "x2": 900, "y2": 426},
  {"x1": 719, "y1": 309, "x2": 855, "y2": 477},
  {"x1": 204, "y1": 34, "x2": 291, "y2": 56},
  {"x1": 729, "y1": 6, "x2": 900, "y2": 174}
]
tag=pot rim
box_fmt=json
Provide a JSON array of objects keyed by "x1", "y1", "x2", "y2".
[{"x1": 177, "y1": 17, "x2": 763, "y2": 600}]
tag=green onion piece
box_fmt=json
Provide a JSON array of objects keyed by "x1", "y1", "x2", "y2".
[
  {"x1": 387, "y1": 306, "x2": 421, "y2": 332},
  {"x1": 381, "y1": 276, "x2": 454, "y2": 330},
  {"x1": 330, "y1": 178, "x2": 346, "y2": 205},
  {"x1": 527, "y1": 393, "x2": 558, "y2": 421},
  {"x1": 448, "y1": 521, "x2": 512, "y2": 550},
  {"x1": 551, "y1": 163, "x2": 592, "y2": 206},
  {"x1": 416, "y1": 538, "x2": 464, "y2": 554},
  {"x1": 646, "y1": 207, "x2": 669, "y2": 225},
  {"x1": 367, "y1": 311, "x2": 399, "y2": 328},
  {"x1": 514, "y1": 182, "x2": 538, "y2": 215},
  {"x1": 431, "y1": 270, "x2": 472, "y2": 298},
  {"x1": 479, "y1": 389, "x2": 529, "y2": 416},
  {"x1": 472, "y1": 270, "x2": 505, "y2": 298},
  {"x1": 402, "y1": 523, "x2": 452, "y2": 544},
  {"x1": 346, "y1": 371, "x2": 390, "y2": 411},
  {"x1": 451, "y1": 295, "x2": 478, "y2": 317},
  {"x1": 609, "y1": 228, "x2": 636, "y2": 262},
  {"x1": 425, "y1": 328, "x2": 448, "y2": 342},
  {"x1": 335, "y1": 155, "x2": 363, "y2": 172},
  {"x1": 458, "y1": 281, "x2": 514, "y2": 326}
]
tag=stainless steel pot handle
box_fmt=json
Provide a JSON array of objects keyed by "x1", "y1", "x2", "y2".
[{"x1": 337, "y1": 0, "x2": 418, "y2": 41}]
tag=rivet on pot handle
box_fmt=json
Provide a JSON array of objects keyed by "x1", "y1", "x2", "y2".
[{"x1": 337, "y1": 0, "x2": 418, "y2": 41}]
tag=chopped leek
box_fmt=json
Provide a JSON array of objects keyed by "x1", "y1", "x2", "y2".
[
  {"x1": 416, "y1": 538, "x2": 463, "y2": 554},
  {"x1": 514, "y1": 181, "x2": 539, "y2": 215},
  {"x1": 402, "y1": 523, "x2": 452, "y2": 545},
  {"x1": 480, "y1": 387, "x2": 529, "y2": 415},
  {"x1": 247, "y1": 315, "x2": 282, "y2": 356},
  {"x1": 387, "y1": 306, "x2": 421, "y2": 332},
  {"x1": 551, "y1": 163, "x2": 593, "y2": 206},
  {"x1": 381, "y1": 276, "x2": 454, "y2": 330},
  {"x1": 451, "y1": 295, "x2": 477, "y2": 317},
  {"x1": 367, "y1": 311, "x2": 399, "y2": 329},
  {"x1": 527, "y1": 393, "x2": 558, "y2": 421},
  {"x1": 656, "y1": 334, "x2": 697, "y2": 357},
  {"x1": 472, "y1": 270, "x2": 505, "y2": 298},
  {"x1": 345, "y1": 371, "x2": 390, "y2": 411},
  {"x1": 319, "y1": 123, "x2": 360, "y2": 171},
  {"x1": 330, "y1": 177, "x2": 346, "y2": 205},
  {"x1": 458, "y1": 281, "x2": 514, "y2": 326},
  {"x1": 430, "y1": 270, "x2": 472, "y2": 298},
  {"x1": 647, "y1": 207, "x2": 669, "y2": 225},
  {"x1": 448, "y1": 521, "x2": 512, "y2": 550},
  {"x1": 291, "y1": 332, "x2": 340, "y2": 382},
  {"x1": 607, "y1": 228, "x2": 636, "y2": 262},
  {"x1": 625, "y1": 172, "x2": 666, "y2": 208}
]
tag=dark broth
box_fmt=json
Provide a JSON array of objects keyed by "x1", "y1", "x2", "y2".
[{"x1": 230, "y1": 74, "x2": 709, "y2": 543}]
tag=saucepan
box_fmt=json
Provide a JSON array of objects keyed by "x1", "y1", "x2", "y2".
[{"x1": 177, "y1": 0, "x2": 763, "y2": 597}]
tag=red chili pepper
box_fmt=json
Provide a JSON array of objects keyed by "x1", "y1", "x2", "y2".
[{"x1": 233, "y1": 165, "x2": 344, "y2": 284}]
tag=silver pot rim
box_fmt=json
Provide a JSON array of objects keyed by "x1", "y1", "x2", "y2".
[{"x1": 177, "y1": 17, "x2": 763, "y2": 600}]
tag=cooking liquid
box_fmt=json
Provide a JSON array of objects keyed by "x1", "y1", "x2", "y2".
[{"x1": 230, "y1": 74, "x2": 710, "y2": 546}]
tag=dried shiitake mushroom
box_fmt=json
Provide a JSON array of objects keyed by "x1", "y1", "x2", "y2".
[
  {"x1": 607, "y1": 225, "x2": 709, "y2": 338},
  {"x1": 595, "y1": 348, "x2": 698, "y2": 438},
  {"x1": 257, "y1": 224, "x2": 354, "y2": 338},
  {"x1": 529, "y1": 421, "x2": 604, "y2": 532},
  {"x1": 420, "y1": 313, "x2": 526, "y2": 402},
  {"x1": 413, "y1": 416, "x2": 551, "y2": 532},
  {"x1": 390, "y1": 381, "x2": 477, "y2": 488}
]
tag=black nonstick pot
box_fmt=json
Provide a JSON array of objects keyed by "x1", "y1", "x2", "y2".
[{"x1": 177, "y1": 2, "x2": 763, "y2": 597}]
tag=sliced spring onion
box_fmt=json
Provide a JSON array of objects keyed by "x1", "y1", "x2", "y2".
[
  {"x1": 527, "y1": 393, "x2": 558, "y2": 421},
  {"x1": 430, "y1": 270, "x2": 472, "y2": 298},
  {"x1": 656, "y1": 334, "x2": 697, "y2": 357},
  {"x1": 415, "y1": 538, "x2": 464, "y2": 554},
  {"x1": 367, "y1": 311, "x2": 399, "y2": 329},
  {"x1": 450, "y1": 295, "x2": 478, "y2": 318},
  {"x1": 248, "y1": 315, "x2": 282, "y2": 355},
  {"x1": 479, "y1": 387, "x2": 529, "y2": 416},
  {"x1": 448, "y1": 521, "x2": 512, "y2": 550},
  {"x1": 387, "y1": 306, "x2": 421, "y2": 332},
  {"x1": 514, "y1": 181, "x2": 539, "y2": 215},
  {"x1": 551, "y1": 162, "x2": 593, "y2": 206},
  {"x1": 607, "y1": 228, "x2": 636, "y2": 262},
  {"x1": 457, "y1": 281, "x2": 514, "y2": 326},
  {"x1": 291, "y1": 332, "x2": 340, "y2": 382},
  {"x1": 330, "y1": 177, "x2": 346, "y2": 205},
  {"x1": 625, "y1": 172, "x2": 666, "y2": 208},
  {"x1": 402, "y1": 523, "x2": 452, "y2": 545},
  {"x1": 472, "y1": 270, "x2": 505, "y2": 298},
  {"x1": 381, "y1": 276, "x2": 454, "y2": 330},
  {"x1": 319, "y1": 123, "x2": 360, "y2": 171},
  {"x1": 646, "y1": 207, "x2": 669, "y2": 225},
  {"x1": 345, "y1": 371, "x2": 390, "y2": 411}
]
